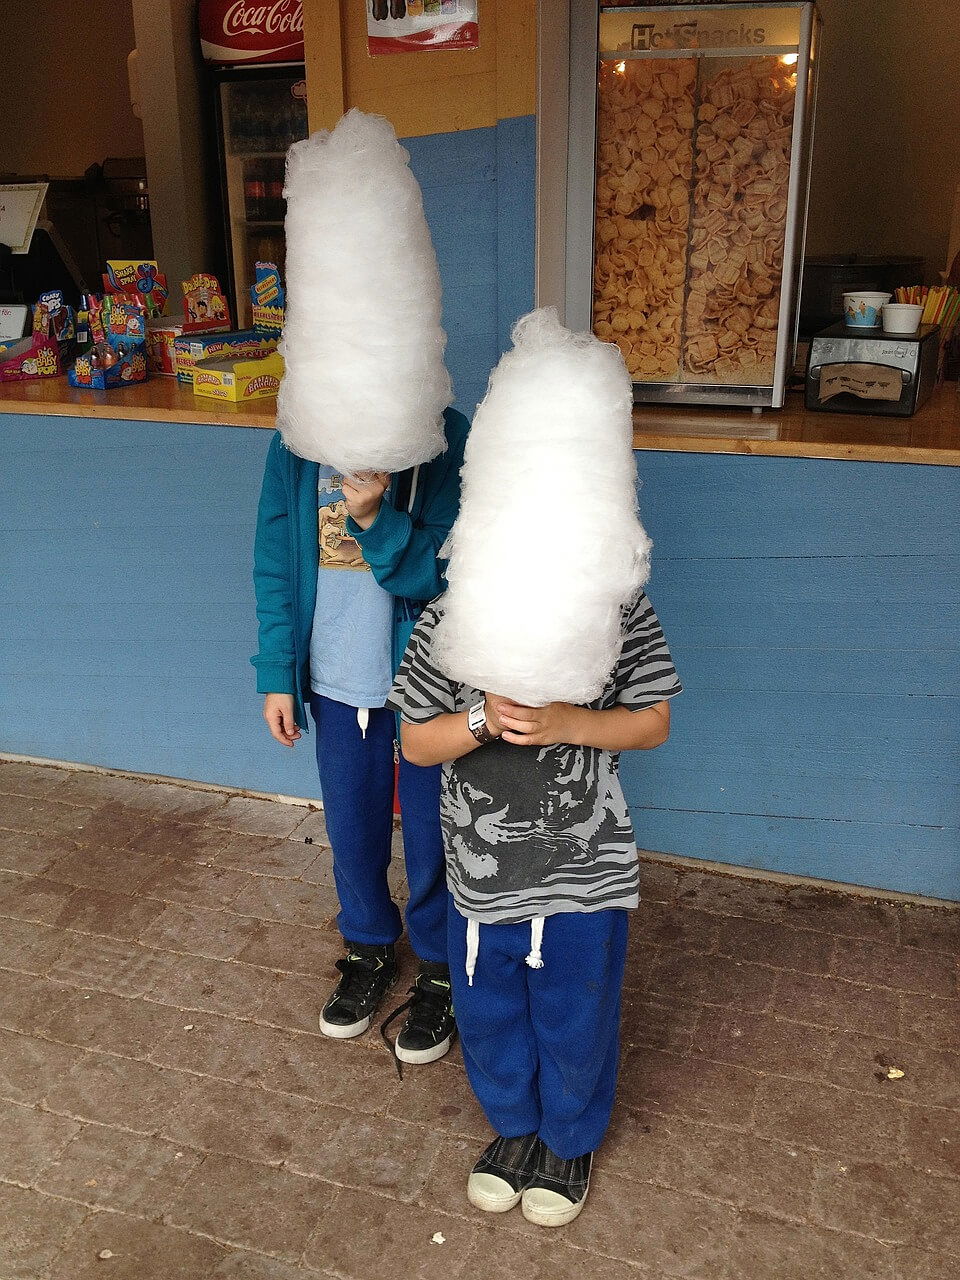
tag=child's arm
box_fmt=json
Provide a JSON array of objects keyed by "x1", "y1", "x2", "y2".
[
  {"x1": 252, "y1": 434, "x2": 301, "y2": 737},
  {"x1": 493, "y1": 698, "x2": 671, "y2": 752},
  {"x1": 400, "y1": 697, "x2": 505, "y2": 768}
]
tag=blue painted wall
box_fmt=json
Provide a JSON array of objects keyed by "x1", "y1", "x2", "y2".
[{"x1": 625, "y1": 451, "x2": 960, "y2": 902}]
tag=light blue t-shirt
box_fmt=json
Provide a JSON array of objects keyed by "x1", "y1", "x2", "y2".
[{"x1": 309, "y1": 467, "x2": 394, "y2": 709}]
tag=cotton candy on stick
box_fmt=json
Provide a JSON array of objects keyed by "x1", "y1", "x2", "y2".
[
  {"x1": 433, "y1": 308, "x2": 651, "y2": 707},
  {"x1": 276, "y1": 109, "x2": 451, "y2": 473}
]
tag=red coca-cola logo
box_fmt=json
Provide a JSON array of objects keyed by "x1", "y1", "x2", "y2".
[{"x1": 199, "y1": 0, "x2": 304, "y2": 65}]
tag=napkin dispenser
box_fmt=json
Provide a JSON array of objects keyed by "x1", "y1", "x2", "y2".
[{"x1": 804, "y1": 323, "x2": 940, "y2": 417}]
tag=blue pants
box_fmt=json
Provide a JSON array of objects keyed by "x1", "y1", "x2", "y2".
[
  {"x1": 311, "y1": 693, "x2": 447, "y2": 964},
  {"x1": 448, "y1": 902, "x2": 628, "y2": 1159}
]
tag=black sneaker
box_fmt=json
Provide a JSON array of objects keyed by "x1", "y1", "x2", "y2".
[
  {"x1": 467, "y1": 1134, "x2": 539, "y2": 1213},
  {"x1": 521, "y1": 1141, "x2": 593, "y2": 1227},
  {"x1": 380, "y1": 962, "x2": 456, "y2": 1068},
  {"x1": 318, "y1": 942, "x2": 398, "y2": 1039}
]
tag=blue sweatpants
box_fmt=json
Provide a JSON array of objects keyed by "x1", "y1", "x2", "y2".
[
  {"x1": 448, "y1": 902, "x2": 628, "y2": 1159},
  {"x1": 311, "y1": 693, "x2": 447, "y2": 964}
]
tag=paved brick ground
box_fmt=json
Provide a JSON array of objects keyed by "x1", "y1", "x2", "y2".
[{"x1": 0, "y1": 758, "x2": 958, "y2": 1280}]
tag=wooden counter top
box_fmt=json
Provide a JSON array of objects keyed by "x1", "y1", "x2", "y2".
[
  {"x1": 0, "y1": 374, "x2": 277, "y2": 429},
  {"x1": 2, "y1": 374, "x2": 959, "y2": 465}
]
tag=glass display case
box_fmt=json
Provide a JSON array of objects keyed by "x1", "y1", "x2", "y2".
[{"x1": 583, "y1": 4, "x2": 820, "y2": 407}]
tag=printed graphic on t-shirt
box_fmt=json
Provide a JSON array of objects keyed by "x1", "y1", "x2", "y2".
[{"x1": 318, "y1": 472, "x2": 369, "y2": 571}]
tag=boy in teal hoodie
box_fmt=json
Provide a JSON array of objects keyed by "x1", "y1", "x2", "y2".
[{"x1": 252, "y1": 406, "x2": 469, "y2": 1062}]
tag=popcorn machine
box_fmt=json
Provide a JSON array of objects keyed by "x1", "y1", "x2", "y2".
[{"x1": 577, "y1": 3, "x2": 820, "y2": 408}]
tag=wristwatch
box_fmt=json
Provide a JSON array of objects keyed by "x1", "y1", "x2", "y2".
[{"x1": 467, "y1": 699, "x2": 495, "y2": 745}]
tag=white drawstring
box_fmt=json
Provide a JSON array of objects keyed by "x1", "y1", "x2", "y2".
[
  {"x1": 356, "y1": 707, "x2": 369, "y2": 739},
  {"x1": 465, "y1": 918, "x2": 479, "y2": 986},
  {"x1": 525, "y1": 916, "x2": 545, "y2": 970}
]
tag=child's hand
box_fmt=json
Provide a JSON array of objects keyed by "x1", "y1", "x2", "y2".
[
  {"x1": 490, "y1": 698, "x2": 581, "y2": 748},
  {"x1": 343, "y1": 471, "x2": 390, "y2": 529},
  {"x1": 263, "y1": 693, "x2": 301, "y2": 747}
]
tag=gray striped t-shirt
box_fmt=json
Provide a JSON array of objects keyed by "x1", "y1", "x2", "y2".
[{"x1": 387, "y1": 591, "x2": 682, "y2": 926}]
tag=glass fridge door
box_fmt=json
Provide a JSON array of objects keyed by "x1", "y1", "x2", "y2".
[
  {"x1": 219, "y1": 74, "x2": 308, "y2": 326},
  {"x1": 593, "y1": 4, "x2": 816, "y2": 403}
]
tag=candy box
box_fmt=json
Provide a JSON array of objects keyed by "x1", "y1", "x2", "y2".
[
  {"x1": 192, "y1": 351, "x2": 284, "y2": 402},
  {"x1": 181, "y1": 273, "x2": 231, "y2": 333},
  {"x1": 251, "y1": 261, "x2": 285, "y2": 335},
  {"x1": 146, "y1": 317, "x2": 184, "y2": 376},
  {"x1": 174, "y1": 329, "x2": 278, "y2": 384},
  {"x1": 0, "y1": 334, "x2": 60, "y2": 382},
  {"x1": 103, "y1": 260, "x2": 169, "y2": 317}
]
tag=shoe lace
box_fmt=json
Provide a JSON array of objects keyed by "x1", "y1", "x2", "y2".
[
  {"x1": 379, "y1": 973, "x2": 452, "y2": 1080},
  {"x1": 334, "y1": 951, "x2": 386, "y2": 1010}
]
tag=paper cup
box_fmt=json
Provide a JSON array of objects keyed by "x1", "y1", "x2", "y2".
[
  {"x1": 881, "y1": 303, "x2": 923, "y2": 335},
  {"x1": 843, "y1": 291, "x2": 892, "y2": 328}
]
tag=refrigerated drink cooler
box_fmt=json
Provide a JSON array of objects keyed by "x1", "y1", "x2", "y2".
[
  {"x1": 212, "y1": 68, "x2": 308, "y2": 327},
  {"x1": 581, "y1": 3, "x2": 820, "y2": 408}
]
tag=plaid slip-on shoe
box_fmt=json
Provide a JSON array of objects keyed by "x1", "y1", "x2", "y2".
[
  {"x1": 521, "y1": 1140, "x2": 593, "y2": 1227},
  {"x1": 466, "y1": 1133, "x2": 540, "y2": 1214}
]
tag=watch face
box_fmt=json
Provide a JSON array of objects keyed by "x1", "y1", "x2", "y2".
[{"x1": 468, "y1": 701, "x2": 485, "y2": 731}]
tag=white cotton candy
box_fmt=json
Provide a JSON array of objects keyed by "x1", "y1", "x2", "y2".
[
  {"x1": 276, "y1": 109, "x2": 451, "y2": 473},
  {"x1": 433, "y1": 308, "x2": 651, "y2": 707}
]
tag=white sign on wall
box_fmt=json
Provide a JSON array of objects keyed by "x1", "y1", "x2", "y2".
[{"x1": 0, "y1": 184, "x2": 48, "y2": 255}]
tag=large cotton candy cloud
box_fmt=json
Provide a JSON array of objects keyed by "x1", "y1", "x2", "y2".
[
  {"x1": 276, "y1": 109, "x2": 451, "y2": 473},
  {"x1": 433, "y1": 308, "x2": 651, "y2": 706}
]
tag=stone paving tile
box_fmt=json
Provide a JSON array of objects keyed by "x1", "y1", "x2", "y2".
[
  {"x1": 386, "y1": 1059, "x2": 490, "y2": 1140},
  {"x1": 825, "y1": 1031, "x2": 960, "y2": 1110},
  {"x1": 46, "y1": 933, "x2": 169, "y2": 998},
  {"x1": 692, "y1": 1005, "x2": 836, "y2": 1080},
  {"x1": 126, "y1": 817, "x2": 251, "y2": 863},
  {"x1": 167, "y1": 1154, "x2": 334, "y2": 1260},
  {"x1": 37, "y1": 988, "x2": 183, "y2": 1060},
  {"x1": 0, "y1": 969, "x2": 73, "y2": 1034},
  {"x1": 138, "y1": 901, "x2": 261, "y2": 959},
  {"x1": 303, "y1": 1189, "x2": 478, "y2": 1279},
  {"x1": 714, "y1": 913, "x2": 835, "y2": 974},
  {"x1": 0, "y1": 868, "x2": 75, "y2": 922},
  {"x1": 143, "y1": 952, "x2": 276, "y2": 1018},
  {"x1": 646, "y1": 948, "x2": 778, "y2": 1011},
  {"x1": 619, "y1": 994, "x2": 701, "y2": 1054},
  {"x1": 0, "y1": 916, "x2": 68, "y2": 974},
  {"x1": 136, "y1": 857, "x2": 252, "y2": 908},
  {"x1": 0, "y1": 793, "x2": 96, "y2": 839},
  {"x1": 43, "y1": 844, "x2": 157, "y2": 893},
  {"x1": 50, "y1": 770, "x2": 230, "y2": 821},
  {"x1": 902, "y1": 1106, "x2": 960, "y2": 1179},
  {"x1": 773, "y1": 970, "x2": 903, "y2": 1037},
  {"x1": 215, "y1": 834, "x2": 321, "y2": 878},
  {"x1": 0, "y1": 760, "x2": 70, "y2": 798},
  {"x1": 37, "y1": 1123, "x2": 203, "y2": 1214},
  {"x1": 754, "y1": 1075, "x2": 908, "y2": 1161},
  {"x1": 901, "y1": 993, "x2": 960, "y2": 1055},
  {"x1": 830, "y1": 937, "x2": 958, "y2": 998},
  {"x1": 893, "y1": 1246, "x2": 960, "y2": 1280},
  {"x1": 206, "y1": 796, "x2": 311, "y2": 838},
  {"x1": 710, "y1": 1210, "x2": 898, "y2": 1280},
  {"x1": 632, "y1": 898, "x2": 719, "y2": 952},
  {"x1": 620, "y1": 1047, "x2": 763, "y2": 1128},
  {"x1": 162, "y1": 1074, "x2": 319, "y2": 1166},
  {"x1": 151, "y1": 1013, "x2": 288, "y2": 1088},
  {"x1": 229, "y1": 874, "x2": 341, "y2": 930},
  {"x1": 235, "y1": 919, "x2": 344, "y2": 978},
  {"x1": 638, "y1": 855, "x2": 681, "y2": 903},
  {"x1": 898, "y1": 902, "x2": 960, "y2": 954},
  {"x1": 0, "y1": 1183, "x2": 87, "y2": 1280},
  {"x1": 812, "y1": 1158, "x2": 960, "y2": 1254},
  {"x1": 264, "y1": 1027, "x2": 400, "y2": 1111},
  {"x1": 52, "y1": 885, "x2": 167, "y2": 940},
  {"x1": 46, "y1": 1213, "x2": 232, "y2": 1280},
  {"x1": 0, "y1": 1030, "x2": 85, "y2": 1104},
  {"x1": 289, "y1": 808, "x2": 329, "y2": 847},
  {"x1": 254, "y1": 971, "x2": 330, "y2": 1036},
  {"x1": 622, "y1": 936, "x2": 659, "y2": 993},
  {"x1": 466, "y1": 1228, "x2": 652, "y2": 1280},
  {"x1": 43, "y1": 1051, "x2": 192, "y2": 1133},
  {"x1": 299, "y1": 845, "x2": 336, "y2": 885},
  {"x1": 0, "y1": 1098, "x2": 80, "y2": 1184},
  {"x1": 288, "y1": 1105, "x2": 441, "y2": 1201},
  {"x1": 0, "y1": 827, "x2": 77, "y2": 875},
  {"x1": 605, "y1": 1107, "x2": 819, "y2": 1223}
]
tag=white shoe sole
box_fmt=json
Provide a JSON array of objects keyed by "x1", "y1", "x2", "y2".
[
  {"x1": 318, "y1": 1012, "x2": 372, "y2": 1039},
  {"x1": 467, "y1": 1172, "x2": 523, "y2": 1214},
  {"x1": 521, "y1": 1179, "x2": 590, "y2": 1228},
  {"x1": 395, "y1": 1032, "x2": 454, "y2": 1064}
]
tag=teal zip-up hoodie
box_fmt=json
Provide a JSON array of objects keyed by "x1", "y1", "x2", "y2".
[{"x1": 252, "y1": 407, "x2": 469, "y2": 728}]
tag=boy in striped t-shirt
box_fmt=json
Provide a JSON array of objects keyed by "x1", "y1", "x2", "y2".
[{"x1": 387, "y1": 589, "x2": 681, "y2": 1227}]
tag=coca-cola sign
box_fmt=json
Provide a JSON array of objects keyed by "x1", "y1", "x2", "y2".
[{"x1": 199, "y1": 0, "x2": 304, "y2": 65}]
